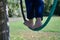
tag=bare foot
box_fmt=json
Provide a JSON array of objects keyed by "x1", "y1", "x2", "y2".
[
  {"x1": 24, "y1": 20, "x2": 34, "y2": 29},
  {"x1": 33, "y1": 18, "x2": 42, "y2": 29},
  {"x1": 24, "y1": 18, "x2": 42, "y2": 29}
]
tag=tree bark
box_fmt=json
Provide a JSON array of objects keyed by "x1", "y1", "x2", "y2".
[{"x1": 0, "y1": 0, "x2": 9, "y2": 40}]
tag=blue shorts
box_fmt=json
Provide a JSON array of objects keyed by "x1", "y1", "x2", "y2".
[{"x1": 25, "y1": 0, "x2": 44, "y2": 20}]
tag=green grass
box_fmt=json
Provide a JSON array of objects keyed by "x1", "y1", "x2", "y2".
[
  {"x1": 10, "y1": 16, "x2": 60, "y2": 32},
  {"x1": 42, "y1": 16, "x2": 60, "y2": 32},
  {"x1": 10, "y1": 16, "x2": 60, "y2": 40}
]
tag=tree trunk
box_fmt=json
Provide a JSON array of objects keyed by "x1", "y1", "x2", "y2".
[{"x1": 0, "y1": 0, "x2": 9, "y2": 40}]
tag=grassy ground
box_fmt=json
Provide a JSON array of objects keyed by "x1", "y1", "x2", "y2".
[{"x1": 9, "y1": 16, "x2": 60, "y2": 40}]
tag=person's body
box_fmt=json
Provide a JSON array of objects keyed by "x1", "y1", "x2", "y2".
[{"x1": 24, "y1": 0, "x2": 44, "y2": 29}]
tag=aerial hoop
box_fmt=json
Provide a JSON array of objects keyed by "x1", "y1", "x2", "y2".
[{"x1": 20, "y1": 0, "x2": 58, "y2": 31}]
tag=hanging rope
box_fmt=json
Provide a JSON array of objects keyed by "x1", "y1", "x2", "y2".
[{"x1": 20, "y1": 0, "x2": 27, "y2": 21}]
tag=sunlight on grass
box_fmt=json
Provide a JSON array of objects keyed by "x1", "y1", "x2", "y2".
[
  {"x1": 42, "y1": 16, "x2": 60, "y2": 32},
  {"x1": 9, "y1": 16, "x2": 60, "y2": 40},
  {"x1": 10, "y1": 16, "x2": 60, "y2": 32}
]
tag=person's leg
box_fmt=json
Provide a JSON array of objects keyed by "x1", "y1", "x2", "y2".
[
  {"x1": 25, "y1": 0, "x2": 34, "y2": 19},
  {"x1": 24, "y1": 0, "x2": 34, "y2": 27},
  {"x1": 34, "y1": 0, "x2": 44, "y2": 28}
]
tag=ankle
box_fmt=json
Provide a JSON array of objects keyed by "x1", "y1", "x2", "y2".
[
  {"x1": 36, "y1": 18, "x2": 41, "y2": 22},
  {"x1": 29, "y1": 19, "x2": 33, "y2": 23}
]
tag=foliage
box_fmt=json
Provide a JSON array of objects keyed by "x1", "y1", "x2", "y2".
[
  {"x1": 7, "y1": 0, "x2": 59, "y2": 17},
  {"x1": 43, "y1": 0, "x2": 54, "y2": 16},
  {"x1": 7, "y1": 0, "x2": 21, "y2": 17},
  {"x1": 54, "y1": 0, "x2": 60, "y2": 16}
]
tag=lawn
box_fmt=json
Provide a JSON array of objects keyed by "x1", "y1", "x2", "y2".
[{"x1": 9, "y1": 16, "x2": 60, "y2": 40}]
